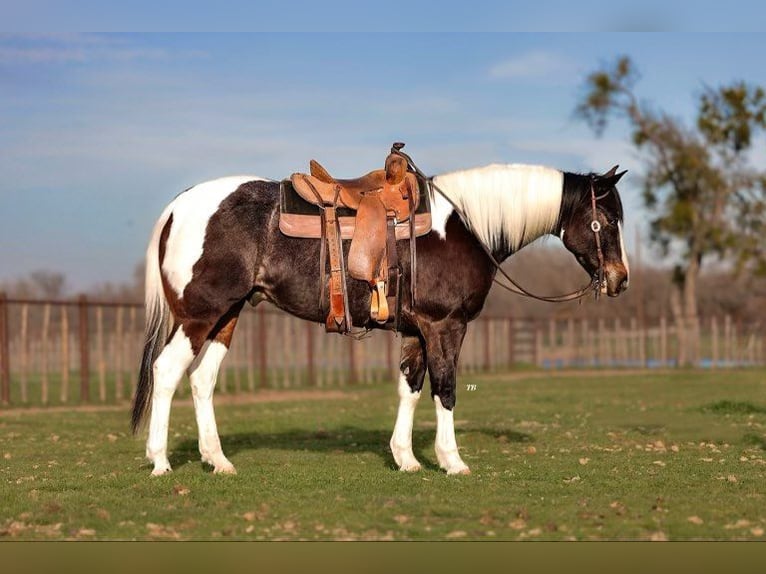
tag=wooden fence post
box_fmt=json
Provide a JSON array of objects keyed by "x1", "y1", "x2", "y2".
[
  {"x1": 306, "y1": 322, "x2": 316, "y2": 386},
  {"x1": 635, "y1": 317, "x2": 646, "y2": 367},
  {"x1": 258, "y1": 306, "x2": 267, "y2": 388},
  {"x1": 246, "y1": 316, "x2": 255, "y2": 392},
  {"x1": 79, "y1": 295, "x2": 90, "y2": 403},
  {"x1": 484, "y1": 319, "x2": 492, "y2": 372},
  {"x1": 0, "y1": 293, "x2": 10, "y2": 405},
  {"x1": 534, "y1": 322, "x2": 543, "y2": 367},
  {"x1": 597, "y1": 318, "x2": 606, "y2": 366},
  {"x1": 614, "y1": 317, "x2": 623, "y2": 366},
  {"x1": 280, "y1": 317, "x2": 291, "y2": 388},
  {"x1": 96, "y1": 306, "x2": 106, "y2": 402},
  {"x1": 567, "y1": 318, "x2": 575, "y2": 367},
  {"x1": 41, "y1": 304, "x2": 50, "y2": 405},
  {"x1": 20, "y1": 303, "x2": 29, "y2": 404},
  {"x1": 507, "y1": 318, "x2": 515, "y2": 368},
  {"x1": 128, "y1": 307, "x2": 137, "y2": 399},
  {"x1": 711, "y1": 316, "x2": 719, "y2": 369},
  {"x1": 723, "y1": 315, "x2": 733, "y2": 367},
  {"x1": 61, "y1": 305, "x2": 70, "y2": 402},
  {"x1": 114, "y1": 306, "x2": 123, "y2": 401},
  {"x1": 347, "y1": 336, "x2": 357, "y2": 385},
  {"x1": 580, "y1": 319, "x2": 590, "y2": 368}
]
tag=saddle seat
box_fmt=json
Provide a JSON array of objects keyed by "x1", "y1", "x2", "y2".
[
  {"x1": 287, "y1": 145, "x2": 423, "y2": 332},
  {"x1": 292, "y1": 153, "x2": 418, "y2": 222}
]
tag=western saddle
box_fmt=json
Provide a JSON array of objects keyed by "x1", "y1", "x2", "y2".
[{"x1": 281, "y1": 143, "x2": 430, "y2": 334}]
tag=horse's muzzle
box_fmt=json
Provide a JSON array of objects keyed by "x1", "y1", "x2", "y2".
[{"x1": 605, "y1": 264, "x2": 629, "y2": 297}]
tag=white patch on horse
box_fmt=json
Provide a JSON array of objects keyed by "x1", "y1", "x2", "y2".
[
  {"x1": 617, "y1": 221, "x2": 630, "y2": 284},
  {"x1": 146, "y1": 326, "x2": 196, "y2": 476},
  {"x1": 433, "y1": 396, "x2": 470, "y2": 475},
  {"x1": 161, "y1": 176, "x2": 267, "y2": 298},
  {"x1": 389, "y1": 373, "x2": 422, "y2": 472},
  {"x1": 432, "y1": 164, "x2": 563, "y2": 252},
  {"x1": 429, "y1": 189, "x2": 455, "y2": 240}
]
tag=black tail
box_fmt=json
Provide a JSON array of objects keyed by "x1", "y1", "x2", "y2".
[
  {"x1": 131, "y1": 210, "x2": 172, "y2": 434},
  {"x1": 131, "y1": 310, "x2": 168, "y2": 434}
]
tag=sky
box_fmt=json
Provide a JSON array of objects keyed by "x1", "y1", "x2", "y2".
[{"x1": 2, "y1": 32, "x2": 766, "y2": 291}]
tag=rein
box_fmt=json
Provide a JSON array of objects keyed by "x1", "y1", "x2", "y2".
[{"x1": 391, "y1": 145, "x2": 606, "y2": 304}]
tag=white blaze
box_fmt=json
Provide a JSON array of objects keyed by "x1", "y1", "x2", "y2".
[{"x1": 617, "y1": 221, "x2": 630, "y2": 282}]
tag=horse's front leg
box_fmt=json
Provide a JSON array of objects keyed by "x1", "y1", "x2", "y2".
[
  {"x1": 390, "y1": 336, "x2": 427, "y2": 472},
  {"x1": 422, "y1": 319, "x2": 471, "y2": 475}
]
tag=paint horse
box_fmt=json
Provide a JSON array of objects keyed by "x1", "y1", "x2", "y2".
[{"x1": 131, "y1": 160, "x2": 629, "y2": 476}]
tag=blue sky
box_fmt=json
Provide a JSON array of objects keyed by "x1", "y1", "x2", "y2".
[{"x1": 2, "y1": 33, "x2": 766, "y2": 290}]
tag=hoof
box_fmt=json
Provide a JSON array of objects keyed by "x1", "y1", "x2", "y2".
[
  {"x1": 398, "y1": 462, "x2": 422, "y2": 473},
  {"x1": 151, "y1": 467, "x2": 172, "y2": 477},
  {"x1": 213, "y1": 464, "x2": 237, "y2": 475},
  {"x1": 445, "y1": 465, "x2": 471, "y2": 476}
]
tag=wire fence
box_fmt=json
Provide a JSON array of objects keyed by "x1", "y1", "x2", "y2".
[{"x1": 0, "y1": 294, "x2": 763, "y2": 408}]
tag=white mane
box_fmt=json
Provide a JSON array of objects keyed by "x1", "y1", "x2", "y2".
[{"x1": 431, "y1": 164, "x2": 563, "y2": 252}]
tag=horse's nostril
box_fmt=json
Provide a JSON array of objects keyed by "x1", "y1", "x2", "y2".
[{"x1": 620, "y1": 277, "x2": 629, "y2": 292}]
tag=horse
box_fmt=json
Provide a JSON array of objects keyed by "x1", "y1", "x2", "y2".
[{"x1": 131, "y1": 161, "x2": 629, "y2": 476}]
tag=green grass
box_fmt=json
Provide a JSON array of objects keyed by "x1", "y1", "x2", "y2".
[
  {"x1": 3, "y1": 366, "x2": 396, "y2": 408},
  {"x1": 2, "y1": 369, "x2": 766, "y2": 540}
]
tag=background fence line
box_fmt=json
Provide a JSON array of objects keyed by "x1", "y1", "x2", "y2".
[{"x1": 0, "y1": 293, "x2": 764, "y2": 407}]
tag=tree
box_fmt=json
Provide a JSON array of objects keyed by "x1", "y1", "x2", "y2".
[
  {"x1": 575, "y1": 56, "x2": 766, "y2": 365},
  {"x1": 29, "y1": 270, "x2": 67, "y2": 299}
]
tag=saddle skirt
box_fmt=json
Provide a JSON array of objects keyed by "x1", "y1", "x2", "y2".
[{"x1": 278, "y1": 176, "x2": 432, "y2": 241}]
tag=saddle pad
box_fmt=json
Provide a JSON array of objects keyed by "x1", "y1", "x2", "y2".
[{"x1": 279, "y1": 175, "x2": 432, "y2": 240}]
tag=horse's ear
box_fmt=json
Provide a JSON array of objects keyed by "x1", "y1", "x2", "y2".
[
  {"x1": 600, "y1": 167, "x2": 627, "y2": 186},
  {"x1": 611, "y1": 169, "x2": 628, "y2": 184},
  {"x1": 602, "y1": 165, "x2": 619, "y2": 179}
]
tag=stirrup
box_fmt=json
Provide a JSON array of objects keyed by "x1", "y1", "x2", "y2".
[{"x1": 370, "y1": 280, "x2": 389, "y2": 324}]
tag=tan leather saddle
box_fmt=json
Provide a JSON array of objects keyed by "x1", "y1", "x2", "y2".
[{"x1": 285, "y1": 143, "x2": 428, "y2": 333}]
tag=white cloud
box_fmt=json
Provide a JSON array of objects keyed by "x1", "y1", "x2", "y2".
[{"x1": 489, "y1": 50, "x2": 573, "y2": 80}]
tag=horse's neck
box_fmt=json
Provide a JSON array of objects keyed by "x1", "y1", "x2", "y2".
[{"x1": 432, "y1": 165, "x2": 563, "y2": 261}]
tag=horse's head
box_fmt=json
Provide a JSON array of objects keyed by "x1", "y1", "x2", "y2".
[{"x1": 560, "y1": 166, "x2": 629, "y2": 298}]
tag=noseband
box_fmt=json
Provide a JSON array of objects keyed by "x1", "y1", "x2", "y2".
[
  {"x1": 590, "y1": 177, "x2": 608, "y2": 299},
  {"x1": 395, "y1": 146, "x2": 607, "y2": 303}
]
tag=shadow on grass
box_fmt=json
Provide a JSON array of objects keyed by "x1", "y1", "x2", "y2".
[
  {"x1": 700, "y1": 400, "x2": 766, "y2": 415},
  {"x1": 621, "y1": 424, "x2": 666, "y2": 436},
  {"x1": 169, "y1": 426, "x2": 533, "y2": 472},
  {"x1": 743, "y1": 433, "x2": 766, "y2": 450}
]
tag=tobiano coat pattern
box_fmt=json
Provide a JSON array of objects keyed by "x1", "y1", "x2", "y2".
[{"x1": 132, "y1": 163, "x2": 629, "y2": 476}]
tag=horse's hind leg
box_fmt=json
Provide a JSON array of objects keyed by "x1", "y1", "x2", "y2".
[
  {"x1": 146, "y1": 325, "x2": 198, "y2": 476},
  {"x1": 390, "y1": 336, "x2": 427, "y2": 472},
  {"x1": 187, "y1": 304, "x2": 243, "y2": 475}
]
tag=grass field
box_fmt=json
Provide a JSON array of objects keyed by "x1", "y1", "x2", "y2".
[{"x1": 2, "y1": 368, "x2": 766, "y2": 540}]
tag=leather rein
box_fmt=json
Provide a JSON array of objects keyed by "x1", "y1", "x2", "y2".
[{"x1": 392, "y1": 147, "x2": 607, "y2": 304}]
